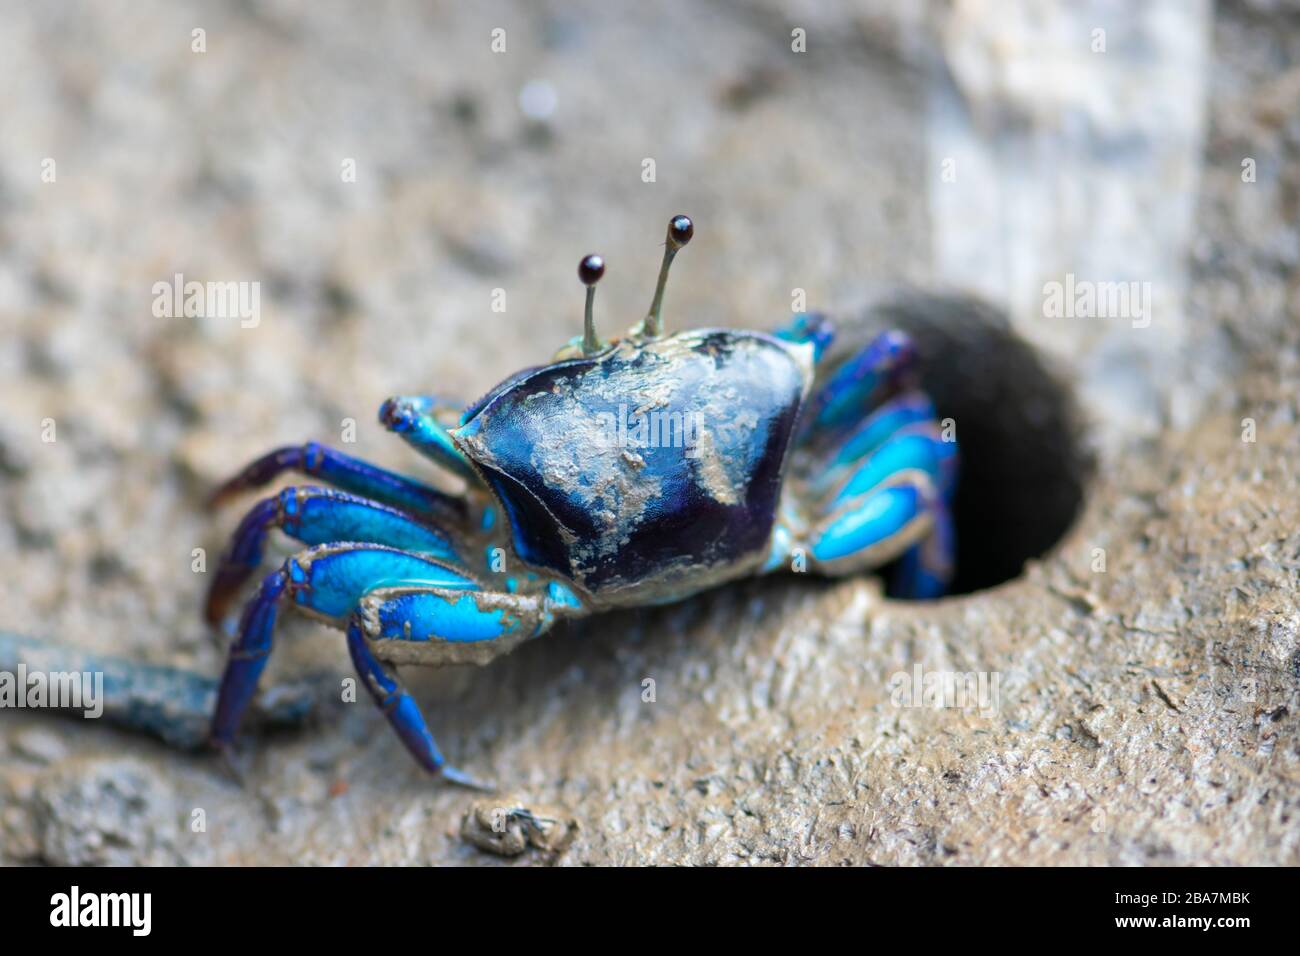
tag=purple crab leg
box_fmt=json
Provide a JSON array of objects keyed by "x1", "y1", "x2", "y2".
[
  {"x1": 379, "y1": 395, "x2": 482, "y2": 484},
  {"x1": 209, "y1": 544, "x2": 477, "y2": 753},
  {"x1": 208, "y1": 441, "x2": 462, "y2": 521},
  {"x1": 890, "y1": 500, "x2": 955, "y2": 599},
  {"x1": 799, "y1": 330, "x2": 917, "y2": 442},
  {"x1": 205, "y1": 486, "x2": 466, "y2": 624},
  {"x1": 345, "y1": 620, "x2": 488, "y2": 788}
]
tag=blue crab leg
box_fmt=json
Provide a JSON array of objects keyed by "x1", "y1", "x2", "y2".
[
  {"x1": 208, "y1": 441, "x2": 463, "y2": 521},
  {"x1": 205, "y1": 486, "x2": 466, "y2": 624},
  {"x1": 347, "y1": 583, "x2": 585, "y2": 784},
  {"x1": 770, "y1": 436, "x2": 954, "y2": 598},
  {"x1": 805, "y1": 416, "x2": 955, "y2": 595},
  {"x1": 809, "y1": 479, "x2": 934, "y2": 572},
  {"x1": 209, "y1": 544, "x2": 477, "y2": 752},
  {"x1": 798, "y1": 329, "x2": 917, "y2": 442},
  {"x1": 360, "y1": 586, "x2": 545, "y2": 644},
  {"x1": 818, "y1": 427, "x2": 956, "y2": 511},
  {"x1": 358, "y1": 582, "x2": 586, "y2": 647},
  {"x1": 807, "y1": 391, "x2": 939, "y2": 492},
  {"x1": 773, "y1": 311, "x2": 834, "y2": 363},
  {"x1": 379, "y1": 395, "x2": 482, "y2": 484},
  {"x1": 808, "y1": 474, "x2": 953, "y2": 596}
]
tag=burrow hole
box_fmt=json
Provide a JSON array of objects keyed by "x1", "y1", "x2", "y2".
[{"x1": 840, "y1": 292, "x2": 1093, "y2": 596}]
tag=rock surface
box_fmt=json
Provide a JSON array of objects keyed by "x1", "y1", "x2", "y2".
[{"x1": 0, "y1": 0, "x2": 1297, "y2": 865}]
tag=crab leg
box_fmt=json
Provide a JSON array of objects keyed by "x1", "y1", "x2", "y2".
[
  {"x1": 809, "y1": 476, "x2": 938, "y2": 570},
  {"x1": 811, "y1": 407, "x2": 955, "y2": 586},
  {"x1": 359, "y1": 586, "x2": 546, "y2": 644},
  {"x1": 888, "y1": 498, "x2": 956, "y2": 599},
  {"x1": 209, "y1": 544, "x2": 477, "y2": 754},
  {"x1": 806, "y1": 391, "x2": 940, "y2": 493},
  {"x1": 208, "y1": 441, "x2": 462, "y2": 521},
  {"x1": 798, "y1": 329, "x2": 917, "y2": 443},
  {"x1": 379, "y1": 395, "x2": 482, "y2": 484},
  {"x1": 774, "y1": 326, "x2": 957, "y2": 598},
  {"x1": 816, "y1": 426, "x2": 956, "y2": 510},
  {"x1": 767, "y1": 475, "x2": 953, "y2": 599},
  {"x1": 345, "y1": 620, "x2": 488, "y2": 788},
  {"x1": 205, "y1": 486, "x2": 467, "y2": 624},
  {"x1": 346, "y1": 584, "x2": 583, "y2": 784},
  {"x1": 775, "y1": 425, "x2": 956, "y2": 597}
]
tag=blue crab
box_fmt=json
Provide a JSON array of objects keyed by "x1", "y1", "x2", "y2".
[{"x1": 205, "y1": 215, "x2": 958, "y2": 787}]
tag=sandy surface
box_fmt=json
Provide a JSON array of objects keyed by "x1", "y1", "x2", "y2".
[{"x1": 0, "y1": 0, "x2": 1297, "y2": 865}]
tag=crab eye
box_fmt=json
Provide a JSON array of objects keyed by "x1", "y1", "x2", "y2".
[
  {"x1": 578, "y1": 254, "x2": 605, "y2": 286},
  {"x1": 668, "y1": 215, "x2": 694, "y2": 248}
]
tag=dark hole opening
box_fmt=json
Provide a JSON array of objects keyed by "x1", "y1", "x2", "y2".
[{"x1": 835, "y1": 292, "x2": 1093, "y2": 595}]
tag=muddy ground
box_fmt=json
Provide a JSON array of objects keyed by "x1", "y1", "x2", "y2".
[{"x1": 0, "y1": 0, "x2": 1297, "y2": 865}]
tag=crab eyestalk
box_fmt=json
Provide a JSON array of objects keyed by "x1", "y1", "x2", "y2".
[
  {"x1": 579, "y1": 253, "x2": 606, "y2": 356},
  {"x1": 643, "y1": 214, "x2": 693, "y2": 339}
]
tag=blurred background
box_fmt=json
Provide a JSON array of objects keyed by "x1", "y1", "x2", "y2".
[{"x1": 0, "y1": 0, "x2": 1297, "y2": 865}]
